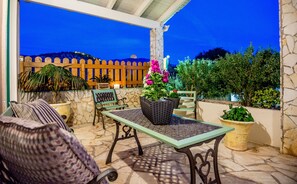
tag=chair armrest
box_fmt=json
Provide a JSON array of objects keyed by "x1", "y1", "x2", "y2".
[{"x1": 89, "y1": 168, "x2": 118, "y2": 184}]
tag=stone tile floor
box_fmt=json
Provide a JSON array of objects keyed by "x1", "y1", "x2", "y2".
[{"x1": 73, "y1": 120, "x2": 297, "y2": 184}]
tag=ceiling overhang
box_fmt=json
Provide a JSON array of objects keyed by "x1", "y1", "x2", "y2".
[{"x1": 25, "y1": 0, "x2": 190, "y2": 29}]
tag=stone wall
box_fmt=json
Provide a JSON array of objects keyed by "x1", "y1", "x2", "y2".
[
  {"x1": 150, "y1": 27, "x2": 164, "y2": 68},
  {"x1": 280, "y1": 0, "x2": 297, "y2": 156},
  {"x1": 20, "y1": 88, "x2": 143, "y2": 126}
]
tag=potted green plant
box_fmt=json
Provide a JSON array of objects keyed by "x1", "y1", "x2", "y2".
[
  {"x1": 91, "y1": 74, "x2": 112, "y2": 89},
  {"x1": 19, "y1": 64, "x2": 89, "y2": 122},
  {"x1": 168, "y1": 89, "x2": 180, "y2": 108},
  {"x1": 219, "y1": 104, "x2": 255, "y2": 151}
]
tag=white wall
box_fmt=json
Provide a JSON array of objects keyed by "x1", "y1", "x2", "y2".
[{"x1": 197, "y1": 101, "x2": 282, "y2": 148}]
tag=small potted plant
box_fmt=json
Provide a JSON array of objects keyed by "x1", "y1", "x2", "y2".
[
  {"x1": 219, "y1": 104, "x2": 255, "y2": 151},
  {"x1": 168, "y1": 89, "x2": 180, "y2": 108},
  {"x1": 91, "y1": 74, "x2": 112, "y2": 89}
]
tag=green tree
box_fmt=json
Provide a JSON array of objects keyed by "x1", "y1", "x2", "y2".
[{"x1": 215, "y1": 45, "x2": 280, "y2": 106}]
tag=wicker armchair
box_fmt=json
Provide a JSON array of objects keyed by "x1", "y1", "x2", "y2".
[{"x1": 0, "y1": 108, "x2": 118, "y2": 184}]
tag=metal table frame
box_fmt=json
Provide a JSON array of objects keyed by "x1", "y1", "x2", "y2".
[{"x1": 103, "y1": 109, "x2": 233, "y2": 184}]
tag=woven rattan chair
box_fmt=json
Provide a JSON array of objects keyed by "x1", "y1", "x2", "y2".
[{"x1": 0, "y1": 108, "x2": 118, "y2": 184}]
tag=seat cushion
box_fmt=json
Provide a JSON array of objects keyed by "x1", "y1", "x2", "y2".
[
  {"x1": 10, "y1": 99, "x2": 72, "y2": 132},
  {"x1": 0, "y1": 116, "x2": 101, "y2": 184}
]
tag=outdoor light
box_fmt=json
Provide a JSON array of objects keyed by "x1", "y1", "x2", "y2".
[{"x1": 114, "y1": 84, "x2": 120, "y2": 89}]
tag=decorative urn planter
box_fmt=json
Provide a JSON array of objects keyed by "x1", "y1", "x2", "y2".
[
  {"x1": 50, "y1": 101, "x2": 71, "y2": 123},
  {"x1": 140, "y1": 96, "x2": 174, "y2": 125},
  {"x1": 219, "y1": 117, "x2": 255, "y2": 151}
]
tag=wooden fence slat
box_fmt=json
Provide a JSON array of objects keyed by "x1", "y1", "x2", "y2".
[
  {"x1": 138, "y1": 62, "x2": 143, "y2": 85},
  {"x1": 71, "y1": 58, "x2": 78, "y2": 77},
  {"x1": 80, "y1": 59, "x2": 85, "y2": 79},
  {"x1": 121, "y1": 61, "x2": 126, "y2": 87},
  {"x1": 94, "y1": 59, "x2": 100, "y2": 78},
  {"x1": 34, "y1": 57, "x2": 42, "y2": 72},
  {"x1": 102, "y1": 60, "x2": 107, "y2": 76},
  {"x1": 115, "y1": 60, "x2": 120, "y2": 85},
  {"x1": 86, "y1": 59, "x2": 92, "y2": 81}
]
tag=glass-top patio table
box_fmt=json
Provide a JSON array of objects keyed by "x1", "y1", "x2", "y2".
[{"x1": 102, "y1": 108, "x2": 234, "y2": 184}]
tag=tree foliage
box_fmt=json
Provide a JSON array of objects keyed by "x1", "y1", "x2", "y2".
[
  {"x1": 175, "y1": 45, "x2": 280, "y2": 107},
  {"x1": 195, "y1": 47, "x2": 230, "y2": 60}
]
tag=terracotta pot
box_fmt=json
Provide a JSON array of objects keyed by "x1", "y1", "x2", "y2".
[{"x1": 219, "y1": 117, "x2": 254, "y2": 151}]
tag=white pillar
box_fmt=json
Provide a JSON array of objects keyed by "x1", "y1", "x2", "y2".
[
  {"x1": 150, "y1": 26, "x2": 164, "y2": 69},
  {"x1": 0, "y1": 0, "x2": 8, "y2": 112},
  {"x1": 0, "y1": 0, "x2": 19, "y2": 112}
]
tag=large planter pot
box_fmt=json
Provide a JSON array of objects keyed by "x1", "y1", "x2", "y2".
[
  {"x1": 50, "y1": 102, "x2": 71, "y2": 123},
  {"x1": 219, "y1": 117, "x2": 255, "y2": 151},
  {"x1": 140, "y1": 97, "x2": 174, "y2": 125}
]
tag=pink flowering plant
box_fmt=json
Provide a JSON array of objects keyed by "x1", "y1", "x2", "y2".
[{"x1": 142, "y1": 60, "x2": 170, "y2": 101}]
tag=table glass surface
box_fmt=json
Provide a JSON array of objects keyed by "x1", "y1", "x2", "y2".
[{"x1": 103, "y1": 109, "x2": 234, "y2": 149}]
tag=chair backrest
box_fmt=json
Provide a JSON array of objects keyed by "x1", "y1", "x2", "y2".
[
  {"x1": 177, "y1": 91, "x2": 197, "y2": 104},
  {"x1": 92, "y1": 89, "x2": 118, "y2": 105},
  {"x1": 0, "y1": 115, "x2": 100, "y2": 184}
]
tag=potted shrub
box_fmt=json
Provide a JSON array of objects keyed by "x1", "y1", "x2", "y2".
[
  {"x1": 168, "y1": 89, "x2": 180, "y2": 108},
  {"x1": 18, "y1": 64, "x2": 89, "y2": 122},
  {"x1": 219, "y1": 105, "x2": 255, "y2": 151},
  {"x1": 91, "y1": 74, "x2": 112, "y2": 89}
]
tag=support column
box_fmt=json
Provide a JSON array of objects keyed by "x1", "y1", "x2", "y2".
[
  {"x1": 150, "y1": 26, "x2": 164, "y2": 69},
  {"x1": 0, "y1": 0, "x2": 8, "y2": 113},
  {"x1": 280, "y1": 0, "x2": 297, "y2": 156}
]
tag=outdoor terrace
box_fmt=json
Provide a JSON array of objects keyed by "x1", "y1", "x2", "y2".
[{"x1": 74, "y1": 119, "x2": 297, "y2": 184}]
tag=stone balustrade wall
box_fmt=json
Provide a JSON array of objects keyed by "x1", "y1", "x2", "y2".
[{"x1": 20, "y1": 88, "x2": 143, "y2": 125}]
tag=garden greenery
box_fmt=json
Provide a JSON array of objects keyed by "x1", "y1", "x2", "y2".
[
  {"x1": 221, "y1": 105, "x2": 254, "y2": 122},
  {"x1": 251, "y1": 88, "x2": 280, "y2": 109},
  {"x1": 175, "y1": 45, "x2": 280, "y2": 108}
]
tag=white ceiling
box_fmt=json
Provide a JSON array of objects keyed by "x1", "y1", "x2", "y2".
[{"x1": 25, "y1": 0, "x2": 190, "y2": 28}]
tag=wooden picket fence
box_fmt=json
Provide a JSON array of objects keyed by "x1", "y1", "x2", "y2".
[{"x1": 19, "y1": 56, "x2": 150, "y2": 88}]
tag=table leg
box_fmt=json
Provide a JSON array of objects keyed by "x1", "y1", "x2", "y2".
[
  {"x1": 106, "y1": 120, "x2": 143, "y2": 164},
  {"x1": 175, "y1": 135, "x2": 224, "y2": 184},
  {"x1": 133, "y1": 128, "x2": 143, "y2": 155},
  {"x1": 106, "y1": 121, "x2": 120, "y2": 164}
]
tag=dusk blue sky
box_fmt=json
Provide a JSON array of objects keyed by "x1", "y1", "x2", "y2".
[{"x1": 20, "y1": 0, "x2": 279, "y2": 65}]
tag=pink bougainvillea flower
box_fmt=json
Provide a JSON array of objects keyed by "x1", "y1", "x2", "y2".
[
  {"x1": 146, "y1": 74, "x2": 150, "y2": 79},
  {"x1": 162, "y1": 77, "x2": 168, "y2": 83},
  {"x1": 146, "y1": 80, "x2": 153, "y2": 85}
]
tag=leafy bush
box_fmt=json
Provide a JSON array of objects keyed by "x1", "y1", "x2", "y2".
[
  {"x1": 251, "y1": 88, "x2": 280, "y2": 109},
  {"x1": 175, "y1": 57, "x2": 229, "y2": 98},
  {"x1": 211, "y1": 45, "x2": 280, "y2": 106},
  {"x1": 168, "y1": 89, "x2": 179, "y2": 98},
  {"x1": 221, "y1": 105, "x2": 254, "y2": 122}
]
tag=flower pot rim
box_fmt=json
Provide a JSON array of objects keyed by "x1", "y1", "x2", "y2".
[{"x1": 219, "y1": 117, "x2": 255, "y2": 124}]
